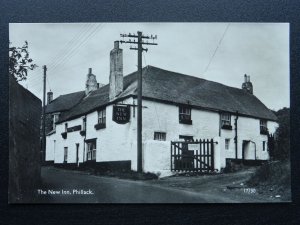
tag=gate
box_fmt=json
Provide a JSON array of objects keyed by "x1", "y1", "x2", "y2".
[{"x1": 171, "y1": 139, "x2": 216, "y2": 173}]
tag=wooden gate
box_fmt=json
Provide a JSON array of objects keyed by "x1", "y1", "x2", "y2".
[{"x1": 171, "y1": 139, "x2": 216, "y2": 173}]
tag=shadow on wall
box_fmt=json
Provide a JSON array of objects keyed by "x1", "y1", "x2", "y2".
[{"x1": 9, "y1": 76, "x2": 42, "y2": 203}]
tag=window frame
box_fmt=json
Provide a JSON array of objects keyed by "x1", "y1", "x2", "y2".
[
  {"x1": 179, "y1": 135, "x2": 194, "y2": 142},
  {"x1": 179, "y1": 105, "x2": 192, "y2": 124},
  {"x1": 221, "y1": 112, "x2": 232, "y2": 129},
  {"x1": 154, "y1": 132, "x2": 166, "y2": 141},
  {"x1": 63, "y1": 147, "x2": 68, "y2": 163},
  {"x1": 86, "y1": 140, "x2": 96, "y2": 161},
  {"x1": 260, "y1": 120, "x2": 268, "y2": 135},
  {"x1": 97, "y1": 108, "x2": 106, "y2": 125},
  {"x1": 262, "y1": 141, "x2": 266, "y2": 151},
  {"x1": 225, "y1": 138, "x2": 230, "y2": 150},
  {"x1": 82, "y1": 117, "x2": 86, "y2": 131}
]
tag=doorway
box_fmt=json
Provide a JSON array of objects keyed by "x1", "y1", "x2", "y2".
[{"x1": 76, "y1": 143, "x2": 79, "y2": 167}]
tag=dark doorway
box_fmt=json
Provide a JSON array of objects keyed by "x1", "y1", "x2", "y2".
[{"x1": 76, "y1": 143, "x2": 79, "y2": 167}]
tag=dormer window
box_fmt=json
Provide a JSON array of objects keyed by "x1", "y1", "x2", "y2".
[
  {"x1": 260, "y1": 120, "x2": 268, "y2": 135},
  {"x1": 221, "y1": 112, "x2": 232, "y2": 130},
  {"x1": 179, "y1": 106, "x2": 192, "y2": 125}
]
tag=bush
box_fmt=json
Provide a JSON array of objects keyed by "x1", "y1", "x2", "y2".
[{"x1": 270, "y1": 108, "x2": 290, "y2": 160}]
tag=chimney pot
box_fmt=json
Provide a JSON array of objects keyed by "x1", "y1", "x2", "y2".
[
  {"x1": 88, "y1": 68, "x2": 92, "y2": 74},
  {"x1": 47, "y1": 91, "x2": 53, "y2": 104},
  {"x1": 114, "y1": 41, "x2": 119, "y2": 49}
]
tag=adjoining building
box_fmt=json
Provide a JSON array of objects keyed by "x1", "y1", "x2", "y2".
[{"x1": 44, "y1": 41, "x2": 278, "y2": 177}]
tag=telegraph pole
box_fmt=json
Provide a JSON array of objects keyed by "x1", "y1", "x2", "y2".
[
  {"x1": 42, "y1": 65, "x2": 47, "y2": 164},
  {"x1": 120, "y1": 31, "x2": 157, "y2": 173}
]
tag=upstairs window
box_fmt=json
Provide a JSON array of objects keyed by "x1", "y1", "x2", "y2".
[
  {"x1": 98, "y1": 108, "x2": 106, "y2": 125},
  {"x1": 154, "y1": 132, "x2": 166, "y2": 141},
  {"x1": 82, "y1": 117, "x2": 86, "y2": 131},
  {"x1": 179, "y1": 106, "x2": 192, "y2": 124},
  {"x1": 95, "y1": 108, "x2": 106, "y2": 130},
  {"x1": 260, "y1": 120, "x2": 268, "y2": 135},
  {"x1": 221, "y1": 113, "x2": 232, "y2": 130},
  {"x1": 51, "y1": 113, "x2": 59, "y2": 131}
]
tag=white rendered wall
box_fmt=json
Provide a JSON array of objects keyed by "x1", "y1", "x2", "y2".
[
  {"x1": 45, "y1": 96, "x2": 278, "y2": 174},
  {"x1": 141, "y1": 100, "x2": 220, "y2": 141}
]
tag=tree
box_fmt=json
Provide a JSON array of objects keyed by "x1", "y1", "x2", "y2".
[
  {"x1": 270, "y1": 107, "x2": 290, "y2": 160},
  {"x1": 9, "y1": 41, "x2": 37, "y2": 81}
]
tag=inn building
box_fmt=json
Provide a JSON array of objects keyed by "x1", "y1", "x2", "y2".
[{"x1": 44, "y1": 41, "x2": 278, "y2": 177}]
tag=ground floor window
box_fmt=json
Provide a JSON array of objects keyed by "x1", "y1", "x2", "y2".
[
  {"x1": 179, "y1": 135, "x2": 193, "y2": 142},
  {"x1": 87, "y1": 139, "x2": 96, "y2": 160},
  {"x1": 225, "y1": 139, "x2": 230, "y2": 150},
  {"x1": 154, "y1": 132, "x2": 166, "y2": 141},
  {"x1": 64, "y1": 147, "x2": 68, "y2": 163},
  {"x1": 262, "y1": 141, "x2": 266, "y2": 151}
]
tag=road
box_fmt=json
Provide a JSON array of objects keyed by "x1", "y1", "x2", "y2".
[{"x1": 38, "y1": 167, "x2": 239, "y2": 203}]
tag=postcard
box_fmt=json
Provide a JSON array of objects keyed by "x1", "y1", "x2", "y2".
[{"x1": 8, "y1": 23, "x2": 290, "y2": 203}]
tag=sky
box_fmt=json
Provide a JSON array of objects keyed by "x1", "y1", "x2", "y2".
[{"x1": 9, "y1": 23, "x2": 289, "y2": 111}]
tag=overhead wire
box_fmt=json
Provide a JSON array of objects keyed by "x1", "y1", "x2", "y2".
[{"x1": 202, "y1": 23, "x2": 230, "y2": 75}]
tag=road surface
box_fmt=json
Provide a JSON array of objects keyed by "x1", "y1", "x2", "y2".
[{"x1": 38, "y1": 167, "x2": 238, "y2": 203}]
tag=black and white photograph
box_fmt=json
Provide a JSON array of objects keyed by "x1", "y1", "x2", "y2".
[{"x1": 9, "y1": 22, "x2": 290, "y2": 203}]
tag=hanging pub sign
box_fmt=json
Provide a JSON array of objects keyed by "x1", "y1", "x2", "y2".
[{"x1": 113, "y1": 105, "x2": 130, "y2": 124}]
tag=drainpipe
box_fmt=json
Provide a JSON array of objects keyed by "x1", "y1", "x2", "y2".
[
  {"x1": 234, "y1": 111, "x2": 239, "y2": 159},
  {"x1": 83, "y1": 115, "x2": 87, "y2": 164}
]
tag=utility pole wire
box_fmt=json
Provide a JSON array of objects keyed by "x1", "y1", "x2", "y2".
[
  {"x1": 28, "y1": 24, "x2": 94, "y2": 78},
  {"x1": 203, "y1": 23, "x2": 230, "y2": 75},
  {"x1": 28, "y1": 24, "x2": 102, "y2": 85},
  {"x1": 49, "y1": 24, "x2": 103, "y2": 77}
]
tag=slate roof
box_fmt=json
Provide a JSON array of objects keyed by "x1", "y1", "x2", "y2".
[
  {"x1": 57, "y1": 65, "x2": 277, "y2": 123},
  {"x1": 45, "y1": 91, "x2": 85, "y2": 114}
]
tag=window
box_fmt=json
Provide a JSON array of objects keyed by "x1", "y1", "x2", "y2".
[
  {"x1": 262, "y1": 141, "x2": 266, "y2": 151},
  {"x1": 225, "y1": 139, "x2": 230, "y2": 150},
  {"x1": 221, "y1": 113, "x2": 232, "y2": 129},
  {"x1": 179, "y1": 135, "x2": 194, "y2": 142},
  {"x1": 87, "y1": 140, "x2": 96, "y2": 161},
  {"x1": 82, "y1": 117, "x2": 86, "y2": 131},
  {"x1": 179, "y1": 106, "x2": 192, "y2": 124},
  {"x1": 154, "y1": 132, "x2": 166, "y2": 141},
  {"x1": 98, "y1": 108, "x2": 106, "y2": 124},
  {"x1": 64, "y1": 147, "x2": 68, "y2": 163},
  {"x1": 50, "y1": 114, "x2": 59, "y2": 131},
  {"x1": 260, "y1": 120, "x2": 268, "y2": 135}
]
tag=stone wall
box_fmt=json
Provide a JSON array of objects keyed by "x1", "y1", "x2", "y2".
[{"x1": 9, "y1": 76, "x2": 42, "y2": 203}]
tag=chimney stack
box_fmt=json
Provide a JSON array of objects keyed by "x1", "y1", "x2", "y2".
[
  {"x1": 109, "y1": 41, "x2": 123, "y2": 100},
  {"x1": 242, "y1": 74, "x2": 253, "y2": 94},
  {"x1": 85, "y1": 68, "x2": 98, "y2": 95},
  {"x1": 47, "y1": 91, "x2": 53, "y2": 104}
]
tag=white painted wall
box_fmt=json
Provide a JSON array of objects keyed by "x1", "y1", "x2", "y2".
[
  {"x1": 143, "y1": 140, "x2": 173, "y2": 177},
  {"x1": 45, "y1": 96, "x2": 278, "y2": 175},
  {"x1": 142, "y1": 100, "x2": 219, "y2": 141}
]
